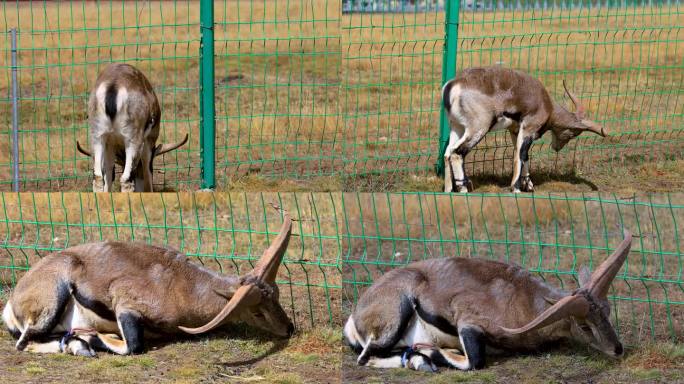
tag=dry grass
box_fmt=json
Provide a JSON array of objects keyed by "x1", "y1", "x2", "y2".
[{"x1": 1, "y1": 3, "x2": 682, "y2": 191}]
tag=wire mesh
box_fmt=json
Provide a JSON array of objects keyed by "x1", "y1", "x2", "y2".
[
  {"x1": 213, "y1": 0, "x2": 342, "y2": 182},
  {"x1": 342, "y1": 192, "x2": 684, "y2": 343},
  {"x1": 0, "y1": 192, "x2": 343, "y2": 329}
]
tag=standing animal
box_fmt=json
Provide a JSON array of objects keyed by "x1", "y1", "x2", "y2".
[
  {"x1": 2, "y1": 215, "x2": 294, "y2": 356},
  {"x1": 345, "y1": 230, "x2": 631, "y2": 371},
  {"x1": 77, "y1": 63, "x2": 187, "y2": 192},
  {"x1": 441, "y1": 66, "x2": 606, "y2": 193}
]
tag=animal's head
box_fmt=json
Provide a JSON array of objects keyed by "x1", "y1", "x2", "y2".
[
  {"x1": 179, "y1": 214, "x2": 295, "y2": 338},
  {"x1": 549, "y1": 81, "x2": 606, "y2": 151},
  {"x1": 501, "y1": 230, "x2": 632, "y2": 358}
]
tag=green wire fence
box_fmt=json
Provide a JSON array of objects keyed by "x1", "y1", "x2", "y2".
[
  {"x1": 0, "y1": 192, "x2": 343, "y2": 329},
  {"x1": 342, "y1": 192, "x2": 684, "y2": 343},
  {"x1": 1, "y1": 1, "x2": 683, "y2": 190}
]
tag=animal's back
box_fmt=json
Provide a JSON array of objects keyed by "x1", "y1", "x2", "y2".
[
  {"x1": 357, "y1": 257, "x2": 559, "y2": 340},
  {"x1": 88, "y1": 64, "x2": 161, "y2": 148},
  {"x1": 9, "y1": 242, "x2": 230, "y2": 333},
  {"x1": 449, "y1": 66, "x2": 553, "y2": 119}
]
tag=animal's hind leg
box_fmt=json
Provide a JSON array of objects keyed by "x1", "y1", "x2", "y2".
[
  {"x1": 13, "y1": 281, "x2": 71, "y2": 351},
  {"x1": 92, "y1": 139, "x2": 106, "y2": 192},
  {"x1": 96, "y1": 311, "x2": 145, "y2": 355},
  {"x1": 120, "y1": 141, "x2": 142, "y2": 192}
]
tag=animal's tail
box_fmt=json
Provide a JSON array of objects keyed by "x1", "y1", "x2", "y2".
[
  {"x1": 442, "y1": 79, "x2": 456, "y2": 113},
  {"x1": 104, "y1": 83, "x2": 119, "y2": 121}
]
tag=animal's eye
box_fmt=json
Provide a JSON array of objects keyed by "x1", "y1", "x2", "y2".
[{"x1": 579, "y1": 324, "x2": 592, "y2": 333}]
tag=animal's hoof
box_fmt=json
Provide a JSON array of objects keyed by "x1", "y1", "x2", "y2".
[
  {"x1": 93, "y1": 177, "x2": 105, "y2": 193},
  {"x1": 521, "y1": 177, "x2": 534, "y2": 192},
  {"x1": 120, "y1": 180, "x2": 135, "y2": 192},
  {"x1": 15, "y1": 339, "x2": 28, "y2": 351}
]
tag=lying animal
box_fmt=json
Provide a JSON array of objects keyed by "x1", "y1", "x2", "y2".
[
  {"x1": 345, "y1": 230, "x2": 631, "y2": 371},
  {"x1": 2, "y1": 215, "x2": 294, "y2": 356}
]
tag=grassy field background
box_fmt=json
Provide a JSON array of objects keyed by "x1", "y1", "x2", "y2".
[{"x1": 1, "y1": 2, "x2": 682, "y2": 191}]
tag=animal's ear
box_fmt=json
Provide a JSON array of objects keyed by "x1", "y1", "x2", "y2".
[{"x1": 578, "y1": 265, "x2": 592, "y2": 288}]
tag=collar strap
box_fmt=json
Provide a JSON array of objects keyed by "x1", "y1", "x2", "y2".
[{"x1": 401, "y1": 346, "x2": 414, "y2": 368}]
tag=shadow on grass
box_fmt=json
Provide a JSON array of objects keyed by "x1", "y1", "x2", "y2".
[
  {"x1": 471, "y1": 170, "x2": 599, "y2": 191},
  {"x1": 146, "y1": 324, "x2": 290, "y2": 366}
]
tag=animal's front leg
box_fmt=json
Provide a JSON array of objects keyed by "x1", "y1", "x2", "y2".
[
  {"x1": 137, "y1": 146, "x2": 154, "y2": 192},
  {"x1": 510, "y1": 125, "x2": 537, "y2": 193},
  {"x1": 443, "y1": 128, "x2": 470, "y2": 193},
  {"x1": 96, "y1": 311, "x2": 145, "y2": 355},
  {"x1": 25, "y1": 335, "x2": 96, "y2": 357},
  {"x1": 366, "y1": 351, "x2": 436, "y2": 372},
  {"x1": 440, "y1": 325, "x2": 486, "y2": 370}
]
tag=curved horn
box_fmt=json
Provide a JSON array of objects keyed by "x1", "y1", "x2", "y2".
[
  {"x1": 76, "y1": 141, "x2": 92, "y2": 157},
  {"x1": 177, "y1": 214, "x2": 292, "y2": 334},
  {"x1": 252, "y1": 213, "x2": 293, "y2": 284},
  {"x1": 178, "y1": 284, "x2": 261, "y2": 334},
  {"x1": 499, "y1": 295, "x2": 590, "y2": 335},
  {"x1": 586, "y1": 229, "x2": 632, "y2": 299},
  {"x1": 154, "y1": 133, "x2": 189, "y2": 157},
  {"x1": 562, "y1": 80, "x2": 585, "y2": 118}
]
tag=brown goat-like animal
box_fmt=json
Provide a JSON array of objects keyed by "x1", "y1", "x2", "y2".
[
  {"x1": 77, "y1": 63, "x2": 187, "y2": 192},
  {"x1": 442, "y1": 66, "x2": 606, "y2": 193},
  {"x1": 345, "y1": 230, "x2": 631, "y2": 371},
  {"x1": 2, "y1": 216, "x2": 294, "y2": 357}
]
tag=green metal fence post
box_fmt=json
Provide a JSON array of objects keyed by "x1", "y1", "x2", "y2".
[
  {"x1": 435, "y1": 0, "x2": 460, "y2": 177},
  {"x1": 200, "y1": 0, "x2": 216, "y2": 189}
]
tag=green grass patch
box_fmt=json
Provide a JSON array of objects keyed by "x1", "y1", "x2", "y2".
[
  {"x1": 24, "y1": 362, "x2": 46, "y2": 375},
  {"x1": 629, "y1": 368, "x2": 663, "y2": 380},
  {"x1": 86, "y1": 355, "x2": 156, "y2": 370}
]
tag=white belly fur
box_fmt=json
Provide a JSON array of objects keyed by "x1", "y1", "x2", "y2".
[
  {"x1": 401, "y1": 314, "x2": 461, "y2": 350},
  {"x1": 55, "y1": 299, "x2": 119, "y2": 334}
]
